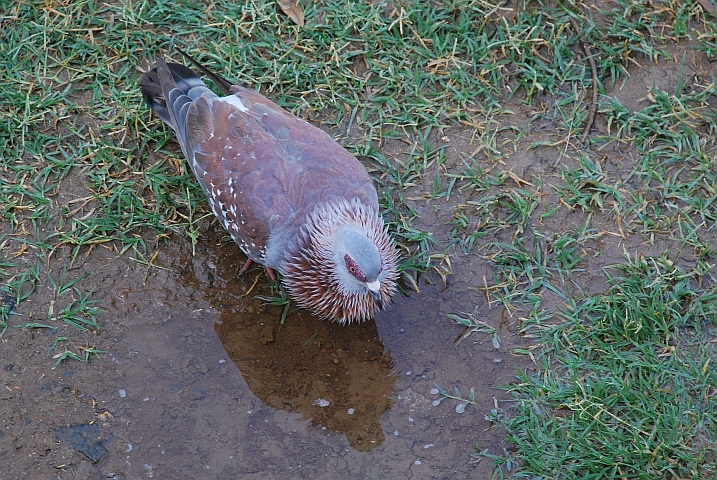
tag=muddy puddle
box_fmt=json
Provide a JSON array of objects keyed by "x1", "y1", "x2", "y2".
[{"x1": 1, "y1": 216, "x2": 535, "y2": 479}]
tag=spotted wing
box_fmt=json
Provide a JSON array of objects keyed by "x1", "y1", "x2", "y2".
[
  {"x1": 182, "y1": 96, "x2": 290, "y2": 264},
  {"x1": 183, "y1": 87, "x2": 379, "y2": 268}
]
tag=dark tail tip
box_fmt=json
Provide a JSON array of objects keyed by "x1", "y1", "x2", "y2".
[
  {"x1": 138, "y1": 57, "x2": 205, "y2": 126},
  {"x1": 138, "y1": 61, "x2": 172, "y2": 125}
]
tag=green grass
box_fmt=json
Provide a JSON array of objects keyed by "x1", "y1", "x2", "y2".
[
  {"x1": 2, "y1": 0, "x2": 717, "y2": 475},
  {"x1": 484, "y1": 256, "x2": 717, "y2": 479}
]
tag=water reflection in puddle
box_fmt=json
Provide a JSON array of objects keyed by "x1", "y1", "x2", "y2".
[{"x1": 215, "y1": 306, "x2": 396, "y2": 451}]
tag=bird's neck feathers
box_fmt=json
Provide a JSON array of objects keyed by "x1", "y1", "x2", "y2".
[{"x1": 280, "y1": 198, "x2": 399, "y2": 323}]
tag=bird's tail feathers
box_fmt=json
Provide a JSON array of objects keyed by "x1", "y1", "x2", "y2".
[
  {"x1": 175, "y1": 47, "x2": 233, "y2": 96},
  {"x1": 138, "y1": 56, "x2": 215, "y2": 155}
]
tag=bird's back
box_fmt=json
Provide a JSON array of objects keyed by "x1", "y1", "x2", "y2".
[{"x1": 139, "y1": 60, "x2": 379, "y2": 269}]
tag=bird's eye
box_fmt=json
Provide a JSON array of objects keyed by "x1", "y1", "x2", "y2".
[{"x1": 344, "y1": 254, "x2": 367, "y2": 282}]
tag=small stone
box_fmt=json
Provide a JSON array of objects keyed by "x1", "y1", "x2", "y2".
[
  {"x1": 118, "y1": 390, "x2": 126, "y2": 398},
  {"x1": 312, "y1": 398, "x2": 330, "y2": 407}
]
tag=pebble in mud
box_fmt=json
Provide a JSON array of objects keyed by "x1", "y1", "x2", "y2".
[{"x1": 312, "y1": 398, "x2": 330, "y2": 407}]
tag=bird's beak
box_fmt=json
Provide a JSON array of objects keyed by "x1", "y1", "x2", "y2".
[{"x1": 366, "y1": 280, "x2": 384, "y2": 308}]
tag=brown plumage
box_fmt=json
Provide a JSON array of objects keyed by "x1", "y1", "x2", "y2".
[{"x1": 138, "y1": 53, "x2": 398, "y2": 323}]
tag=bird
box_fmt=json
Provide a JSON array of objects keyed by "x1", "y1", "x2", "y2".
[{"x1": 137, "y1": 51, "x2": 399, "y2": 323}]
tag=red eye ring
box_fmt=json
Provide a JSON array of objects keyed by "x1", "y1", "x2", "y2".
[{"x1": 344, "y1": 254, "x2": 367, "y2": 282}]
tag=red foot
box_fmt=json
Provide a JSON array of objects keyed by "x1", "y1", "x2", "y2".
[
  {"x1": 264, "y1": 266, "x2": 277, "y2": 282},
  {"x1": 238, "y1": 258, "x2": 277, "y2": 282},
  {"x1": 238, "y1": 258, "x2": 253, "y2": 275}
]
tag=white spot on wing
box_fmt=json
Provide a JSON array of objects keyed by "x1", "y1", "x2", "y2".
[{"x1": 221, "y1": 95, "x2": 249, "y2": 113}]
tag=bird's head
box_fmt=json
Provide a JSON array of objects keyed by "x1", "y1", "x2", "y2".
[
  {"x1": 280, "y1": 198, "x2": 399, "y2": 324},
  {"x1": 333, "y1": 226, "x2": 386, "y2": 308}
]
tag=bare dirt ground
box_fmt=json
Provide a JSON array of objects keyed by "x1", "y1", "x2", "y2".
[{"x1": 2, "y1": 17, "x2": 716, "y2": 480}]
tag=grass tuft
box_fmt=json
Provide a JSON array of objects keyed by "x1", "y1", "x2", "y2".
[{"x1": 485, "y1": 255, "x2": 717, "y2": 478}]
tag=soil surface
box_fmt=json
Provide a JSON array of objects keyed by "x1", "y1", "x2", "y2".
[{"x1": 2, "y1": 25, "x2": 715, "y2": 480}]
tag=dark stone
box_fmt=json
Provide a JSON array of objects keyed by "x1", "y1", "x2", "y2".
[
  {"x1": 1, "y1": 295, "x2": 15, "y2": 312},
  {"x1": 55, "y1": 424, "x2": 113, "y2": 463}
]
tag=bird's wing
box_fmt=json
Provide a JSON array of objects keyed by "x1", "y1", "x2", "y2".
[
  {"x1": 183, "y1": 85, "x2": 379, "y2": 266},
  {"x1": 181, "y1": 94, "x2": 288, "y2": 263}
]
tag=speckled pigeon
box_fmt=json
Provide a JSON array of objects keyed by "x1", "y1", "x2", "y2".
[{"x1": 138, "y1": 54, "x2": 398, "y2": 323}]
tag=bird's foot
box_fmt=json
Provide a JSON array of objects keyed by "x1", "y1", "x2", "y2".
[
  {"x1": 238, "y1": 258, "x2": 277, "y2": 282},
  {"x1": 238, "y1": 258, "x2": 254, "y2": 276},
  {"x1": 264, "y1": 266, "x2": 277, "y2": 282}
]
